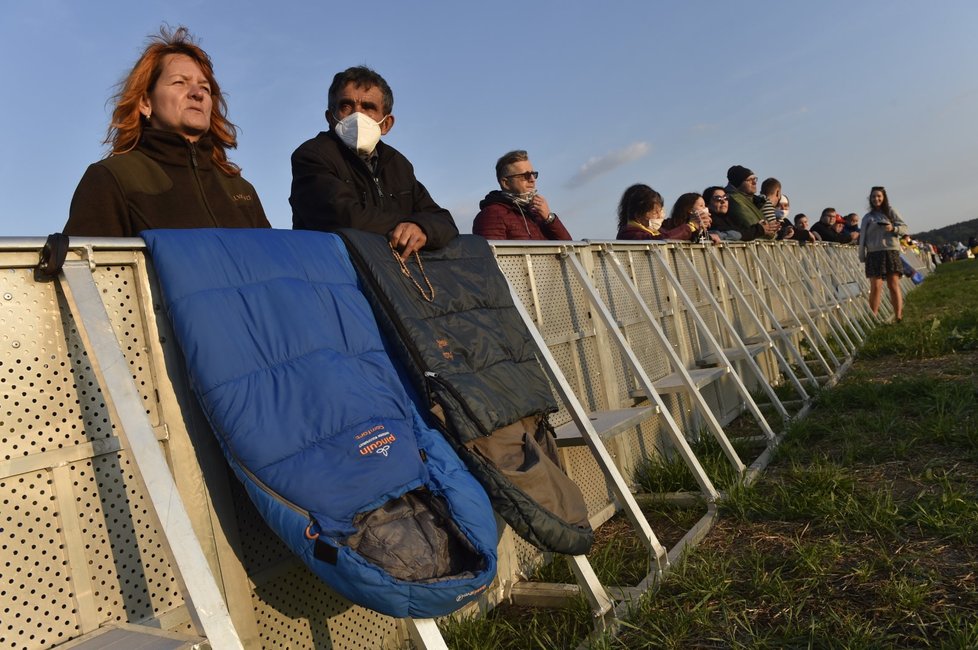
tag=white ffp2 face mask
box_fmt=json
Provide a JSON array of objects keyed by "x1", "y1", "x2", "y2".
[
  {"x1": 334, "y1": 112, "x2": 385, "y2": 155},
  {"x1": 648, "y1": 218, "x2": 665, "y2": 231}
]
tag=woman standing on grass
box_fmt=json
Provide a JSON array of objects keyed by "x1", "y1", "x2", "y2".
[{"x1": 859, "y1": 186, "x2": 908, "y2": 321}]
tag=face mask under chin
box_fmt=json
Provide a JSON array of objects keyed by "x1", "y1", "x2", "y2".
[{"x1": 506, "y1": 189, "x2": 537, "y2": 206}]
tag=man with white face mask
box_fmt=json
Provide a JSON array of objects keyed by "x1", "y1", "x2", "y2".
[
  {"x1": 290, "y1": 66, "x2": 458, "y2": 258},
  {"x1": 472, "y1": 150, "x2": 572, "y2": 240}
]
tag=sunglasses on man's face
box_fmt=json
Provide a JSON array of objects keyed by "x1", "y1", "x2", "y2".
[{"x1": 506, "y1": 171, "x2": 539, "y2": 181}]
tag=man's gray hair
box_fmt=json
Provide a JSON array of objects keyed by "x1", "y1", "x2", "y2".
[{"x1": 495, "y1": 150, "x2": 528, "y2": 180}]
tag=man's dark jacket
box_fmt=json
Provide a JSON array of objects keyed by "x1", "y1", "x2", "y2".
[
  {"x1": 290, "y1": 130, "x2": 458, "y2": 249},
  {"x1": 811, "y1": 220, "x2": 852, "y2": 244}
]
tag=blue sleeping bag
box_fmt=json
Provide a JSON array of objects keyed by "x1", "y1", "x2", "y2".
[{"x1": 141, "y1": 229, "x2": 497, "y2": 619}]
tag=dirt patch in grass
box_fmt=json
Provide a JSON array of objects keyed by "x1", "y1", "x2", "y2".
[{"x1": 856, "y1": 350, "x2": 978, "y2": 383}]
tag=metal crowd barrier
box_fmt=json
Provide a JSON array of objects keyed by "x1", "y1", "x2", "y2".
[{"x1": 0, "y1": 237, "x2": 931, "y2": 649}]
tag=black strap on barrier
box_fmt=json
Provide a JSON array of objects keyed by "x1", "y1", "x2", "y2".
[{"x1": 37, "y1": 233, "x2": 69, "y2": 278}]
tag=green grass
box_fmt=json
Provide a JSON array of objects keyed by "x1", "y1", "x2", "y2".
[
  {"x1": 861, "y1": 261, "x2": 978, "y2": 358},
  {"x1": 604, "y1": 262, "x2": 978, "y2": 648},
  {"x1": 633, "y1": 431, "x2": 767, "y2": 494},
  {"x1": 442, "y1": 261, "x2": 978, "y2": 648},
  {"x1": 439, "y1": 595, "x2": 596, "y2": 650}
]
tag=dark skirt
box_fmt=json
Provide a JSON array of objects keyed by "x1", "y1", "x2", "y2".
[{"x1": 865, "y1": 249, "x2": 902, "y2": 278}]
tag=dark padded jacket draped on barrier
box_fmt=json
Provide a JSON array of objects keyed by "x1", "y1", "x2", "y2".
[{"x1": 339, "y1": 229, "x2": 594, "y2": 556}]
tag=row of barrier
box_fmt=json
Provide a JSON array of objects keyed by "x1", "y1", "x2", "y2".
[{"x1": 0, "y1": 236, "x2": 930, "y2": 649}]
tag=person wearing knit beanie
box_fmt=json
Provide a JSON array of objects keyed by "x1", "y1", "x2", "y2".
[
  {"x1": 723, "y1": 164, "x2": 779, "y2": 241},
  {"x1": 727, "y1": 165, "x2": 754, "y2": 188}
]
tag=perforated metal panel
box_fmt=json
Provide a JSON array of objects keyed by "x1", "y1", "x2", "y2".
[
  {"x1": 0, "y1": 255, "x2": 189, "y2": 650},
  {"x1": 627, "y1": 252, "x2": 686, "y2": 384},
  {"x1": 722, "y1": 246, "x2": 770, "y2": 338},
  {"x1": 0, "y1": 470, "x2": 77, "y2": 649},
  {"x1": 492, "y1": 252, "x2": 532, "y2": 317},
  {"x1": 90, "y1": 264, "x2": 159, "y2": 422},
  {"x1": 73, "y1": 451, "x2": 184, "y2": 623},
  {"x1": 250, "y1": 562, "x2": 401, "y2": 650},
  {"x1": 1, "y1": 268, "x2": 107, "y2": 455},
  {"x1": 587, "y1": 250, "x2": 640, "y2": 404},
  {"x1": 662, "y1": 248, "x2": 697, "y2": 371},
  {"x1": 561, "y1": 446, "x2": 616, "y2": 518},
  {"x1": 495, "y1": 247, "x2": 609, "y2": 418},
  {"x1": 222, "y1": 472, "x2": 291, "y2": 580}
]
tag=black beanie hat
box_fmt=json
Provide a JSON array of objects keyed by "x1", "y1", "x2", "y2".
[{"x1": 727, "y1": 165, "x2": 754, "y2": 187}]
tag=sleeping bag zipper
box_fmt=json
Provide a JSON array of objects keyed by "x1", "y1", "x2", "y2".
[{"x1": 233, "y1": 453, "x2": 309, "y2": 519}]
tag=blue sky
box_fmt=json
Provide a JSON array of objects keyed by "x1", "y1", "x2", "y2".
[{"x1": 2, "y1": 1, "x2": 977, "y2": 239}]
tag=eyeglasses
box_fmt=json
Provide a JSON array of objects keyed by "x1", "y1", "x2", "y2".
[
  {"x1": 505, "y1": 171, "x2": 539, "y2": 181},
  {"x1": 712, "y1": 195, "x2": 729, "y2": 202},
  {"x1": 746, "y1": 176, "x2": 758, "y2": 183}
]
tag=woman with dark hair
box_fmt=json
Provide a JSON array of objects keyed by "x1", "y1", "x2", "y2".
[
  {"x1": 616, "y1": 184, "x2": 698, "y2": 240},
  {"x1": 63, "y1": 26, "x2": 269, "y2": 236},
  {"x1": 665, "y1": 192, "x2": 720, "y2": 243},
  {"x1": 859, "y1": 186, "x2": 908, "y2": 321},
  {"x1": 702, "y1": 186, "x2": 742, "y2": 241}
]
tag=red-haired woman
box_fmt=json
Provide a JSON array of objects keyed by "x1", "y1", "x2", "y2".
[{"x1": 63, "y1": 26, "x2": 269, "y2": 236}]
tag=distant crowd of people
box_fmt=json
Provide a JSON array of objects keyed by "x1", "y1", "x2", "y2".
[
  {"x1": 470, "y1": 154, "x2": 914, "y2": 321},
  {"x1": 471, "y1": 157, "x2": 876, "y2": 248},
  {"x1": 937, "y1": 237, "x2": 978, "y2": 263},
  {"x1": 62, "y1": 26, "x2": 919, "y2": 324}
]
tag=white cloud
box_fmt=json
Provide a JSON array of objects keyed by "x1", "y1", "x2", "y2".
[{"x1": 565, "y1": 142, "x2": 651, "y2": 188}]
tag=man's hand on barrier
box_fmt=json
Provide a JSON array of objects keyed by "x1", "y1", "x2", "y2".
[{"x1": 390, "y1": 222, "x2": 427, "y2": 259}]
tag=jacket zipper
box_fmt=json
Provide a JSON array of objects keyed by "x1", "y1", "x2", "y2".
[
  {"x1": 424, "y1": 371, "x2": 493, "y2": 437},
  {"x1": 346, "y1": 241, "x2": 428, "y2": 370},
  {"x1": 188, "y1": 141, "x2": 220, "y2": 227}
]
